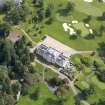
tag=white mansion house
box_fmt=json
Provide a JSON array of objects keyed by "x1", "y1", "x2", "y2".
[{"x1": 36, "y1": 44, "x2": 74, "y2": 70}]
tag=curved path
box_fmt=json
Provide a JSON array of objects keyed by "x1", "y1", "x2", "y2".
[
  {"x1": 35, "y1": 59, "x2": 90, "y2": 105},
  {"x1": 14, "y1": 26, "x2": 91, "y2": 105}
]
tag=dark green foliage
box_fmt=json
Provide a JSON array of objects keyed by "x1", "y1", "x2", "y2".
[
  {"x1": 45, "y1": 4, "x2": 54, "y2": 18},
  {"x1": 83, "y1": 15, "x2": 92, "y2": 23},
  {"x1": 21, "y1": 83, "x2": 30, "y2": 95},
  {"x1": 5, "y1": 5, "x2": 28, "y2": 25},
  {"x1": 0, "y1": 1, "x2": 13, "y2": 13},
  {"x1": 12, "y1": 81, "x2": 21, "y2": 95},
  {"x1": 0, "y1": 23, "x2": 10, "y2": 38},
  {"x1": 80, "y1": 56, "x2": 92, "y2": 67},
  {"x1": 97, "y1": 11, "x2": 105, "y2": 21},
  {"x1": 0, "y1": 34, "x2": 35, "y2": 104},
  {"x1": 76, "y1": 84, "x2": 95, "y2": 100},
  {"x1": 33, "y1": 0, "x2": 43, "y2": 8},
  {"x1": 92, "y1": 99, "x2": 105, "y2": 105},
  {"x1": 96, "y1": 70, "x2": 105, "y2": 82},
  {"x1": 36, "y1": 9, "x2": 45, "y2": 22},
  {"x1": 0, "y1": 93, "x2": 16, "y2": 105},
  {"x1": 43, "y1": 98, "x2": 63, "y2": 105},
  {"x1": 97, "y1": 42, "x2": 105, "y2": 59},
  {"x1": 58, "y1": 2, "x2": 74, "y2": 16},
  {"x1": 30, "y1": 87, "x2": 40, "y2": 100},
  {"x1": 48, "y1": 77, "x2": 66, "y2": 87}
]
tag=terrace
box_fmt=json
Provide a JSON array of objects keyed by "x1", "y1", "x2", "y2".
[{"x1": 41, "y1": 36, "x2": 77, "y2": 58}]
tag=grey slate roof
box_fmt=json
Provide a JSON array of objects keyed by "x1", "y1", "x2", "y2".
[{"x1": 36, "y1": 44, "x2": 71, "y2": 69}]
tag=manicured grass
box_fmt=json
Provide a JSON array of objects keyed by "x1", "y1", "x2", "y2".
[
  {"x1": 17, "y1": 62, "x2": 76, "y2": 105},
  {"x1": 70, "y1": 0, "x2": 105, "y2": 16},
  {"x1": 42, "y1": 20, "x2": 105, "y2": 51},
  {"x1": 13, "y1": 0, "x2": 105, "y2": 51},
  {"x1": 17, "y1": 82, "x2": 56, "y2": 105},
  {"x1": 1, "y1": 0, "x2": 105, "y2": 104},
  {"x1": 17, "y1": 81, "x2": 75, "y2": 105},
  {"x1": 73, "y1": 22, "x2": 89, "y2": 37}
]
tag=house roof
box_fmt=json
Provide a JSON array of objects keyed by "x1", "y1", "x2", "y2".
[
  {"x1": 48, "y1": 47, "x2": 60, "y2": 58},
  {"x1": 37, "y1": 44, "x2": 70, "y2": 68}
]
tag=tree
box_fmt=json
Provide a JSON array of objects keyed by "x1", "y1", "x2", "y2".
[
  {"x1": 58, "y1": 2, "x2": 74, "y2": 16},
  {"x1": 66, "y1": 2, "x2": 74, "y2": 11},
  {"x1": 0, "y1": 94, "x2": 16, "y2": 105},
  {"x1": 55, "y1": 85, "x2": 69, "y2": 99},
  {"x1": 13, "y1": 60, "x2": 26, "y2": 76},
  {"x1": 0, "y1": 40, "x2": 15, "y2": 65},
  {"x1": 77, "y1": 84, "x2": 95, "y2": 100},
  {"x1": 99, "y1": 25, "x2": 105, "y2": 35},
  {"x1": 30, "y1": 87, "x2": 41, "y2": 100},
  {"x1": 97, "y1": 11, "x2": 105, "y2": 21},
  {"x1": 12, "y1": 81, "x2": 21, "y2": 95},
  {"x1": 48, "y1": 77, "x2": 66, "y2": 87},
  {"x1": 97, "y1": 42, "x2": 105, "y2": 58},
  {"x1": 92, "y1": 99, "x2": 105, "y2": 105},
  {"x1": 36, "y1": 9, "x2": 45, "y2": 22},
  {"x1": 33, "y1": 0, "x2": 43, "y2": 8},
  {"x1": 20, "y1": 48, "x2": 31, "y2": 65},
  {"x1": 102, "y1": 12, "x2": 105, "y2": 20},
  {"x1": 23, "y1": 72, "x2": 34, "y2": 86},
  {"x1": 96, "y1": 70, "x2": 105, "y2": 82},
  {"x1": 0, "y1": 23, "x2": 10, "y2": 38},
  {"x1": 43, "y1": 98, "x2": 63, "y2": 105},
  {"x1": 0, "y1": 1, "x2": 13, "y2": 13},
  {"x1": 45, "y1": 17, "x2": 53, "y2": 24},
  {"x1": 76, "y1": 29, "x2": 82, "y2": 36},
  {"x1": 0, "y1": 66, "x2": 12, "y2": 94},
  {"x1": 21, "y1": 83, "x2": 30, "y2": 95},
  {"x1": 45, "y1": 4, "x2": 53, "y2": 17},
  {"x1": 83, "y1": 15, "x2": 92, "y2": 23},
  {"x1": 6, "y1": 5, "x2": 28, "y2": 25},
  {"x1": 80, "y1": 56, "x2": 92, "y2": 67}
]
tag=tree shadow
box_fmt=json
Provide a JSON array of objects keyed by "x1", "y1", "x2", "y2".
[
  {"x1": 29, "y1": 88, "x2": 40, "y2": 101},
  {"x1": 57, "y1": 9, "x2": 71, "y2": 17}
]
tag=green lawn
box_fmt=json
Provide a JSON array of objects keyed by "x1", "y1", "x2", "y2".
[
  {"x1": 70, "y1": 0, "x2": 105, "y2": 17},
  {"x1": 17, "y1": 82, "x2": 56, "y2": 105},
  {"x1": 73, "y1": 22, "x2": 89, "y2": 37},
  {"x1": 1, "y1": 0, "x2": 105, "y2": 104},
  {"x1": 17, "y1": 61, "x2": 76, "y2": 105},
  {"x1": 17, "y1": 81, "x2": 75, "y2": 105},
  {"x1": 13, "y1": 0, "x2": 105, "y2": 51},
  {"x1": 42, "y1": 20, "x2": 105, "y2": 50}
]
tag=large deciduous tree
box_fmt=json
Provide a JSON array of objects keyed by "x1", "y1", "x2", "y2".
[{"x1": 0, "y1": 23, "x2": 10, "y2": 38}]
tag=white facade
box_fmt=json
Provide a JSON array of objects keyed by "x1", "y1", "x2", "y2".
[{"x1": 36, "y1": 44, "x2": 74, "y2": 69}]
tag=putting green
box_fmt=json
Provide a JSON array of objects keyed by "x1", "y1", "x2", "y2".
[{"x1": 73, "y1": 22, "x2": 89, "y2": 37}]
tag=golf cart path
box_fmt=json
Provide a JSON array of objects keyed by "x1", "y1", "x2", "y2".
[{"x1": 35, "y1": 59, "x2": 90, "y2": 105}]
